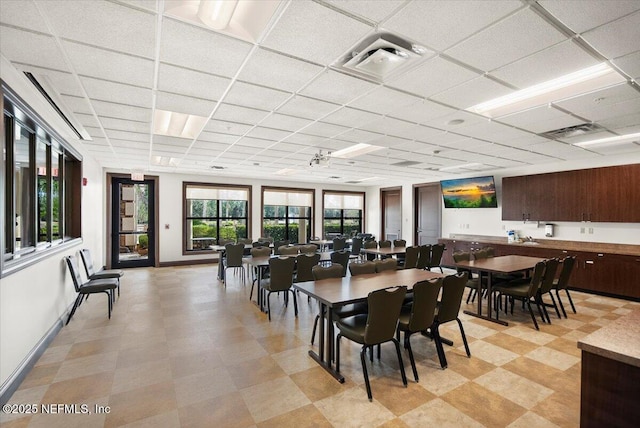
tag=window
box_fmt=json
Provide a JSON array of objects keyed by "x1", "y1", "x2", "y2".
[
  {"x1": 2, "y1": 83, "x2": 82, "y2": 272},
  {"x1": 184, "y1": 183, "x2": 250, "y2": 252},
  {"x1": 262, "y1": 187, "x2": 314, "y2": 243},
  {"x1": 323, "y1": 191, "x2": 365, "y2": 238}
]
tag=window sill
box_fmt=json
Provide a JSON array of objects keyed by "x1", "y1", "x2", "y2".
[{"x1": 1, "y1": 238, "x2": 82, "y2": 278}]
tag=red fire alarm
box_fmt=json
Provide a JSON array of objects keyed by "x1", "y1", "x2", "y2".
[{"x1": 82, "y1": 177, "x2": 88, "y2": 186}]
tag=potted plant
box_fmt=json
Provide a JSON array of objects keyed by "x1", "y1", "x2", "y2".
[{"x1": 137, "y1": 234, "x2": 149, "y2": 256}]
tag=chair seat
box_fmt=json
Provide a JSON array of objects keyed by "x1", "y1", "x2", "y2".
[
  {"x1": 90, "y1": 269, "x2": 124, "y2": 279},
  {"x1": 335, "y1": 314, "x2": 367, "y2": 344},
  {"x1": 334, "y1": 302, "x2": 367, "y2": 318},
  {"x1": 494, "y1": 283, "x2": 530, "y2": 297},
  {"x1": 397, "y1": 306, "x2": 412, "y2": 331},
  {"x1": 80, "y1": 279, "x2": 118, "y2": 293}
]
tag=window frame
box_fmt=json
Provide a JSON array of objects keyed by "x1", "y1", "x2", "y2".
[
  {"x1": 261, "y1": 186, "x2": 315, "y2": 243},
  {"x1": 182, "y1": 182, "x2": 252, "y2": 254},
  {"x1": 1, "y1": 81, "x2": 82, "y2": 277},
  {"x1": 322, "y1": 190, "x2": 366, "y2": 238}
]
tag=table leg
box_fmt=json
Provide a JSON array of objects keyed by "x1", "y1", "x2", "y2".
[
  {"x1": 463, "y1": 270, "x2": 508, "y2": 326},
  {"x1": 306, "y1": 302, "x2": 345, "y2": 383},
  {"x1": 217, "y1": 252, "x2": 224, "y2": 281}
]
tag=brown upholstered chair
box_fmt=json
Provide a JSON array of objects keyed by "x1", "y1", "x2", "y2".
[
  {"x1": 65, "y1": 255, "x2": 118, "y2": 324},
  {"x1": 416, "y1": 244, "x2": 431, "y2": 270},
  {"x1": 348, "y1": 261, "x2": 376, "y2": 276},
  {"x1": 223, "y1": 243, "x2": 246, "y2": 286},
  {"x1": 494, "y1": 261, "x2": 547, "y2": 330},
  {"x1": 261, "y1": 256, "x2": 297, "y2": 321},
  {"x1": 330, "y1": 250, "x2": 350, "y2": 277},
  {"x1": 374, "y1": 258, "x2": 397, "y2": 273},
  {"x1": 79, "y1": 248, "x2": 123, "y2": 298},
  {"x1": 552, "y1": 256, "x2": 577, "y2": 317}
]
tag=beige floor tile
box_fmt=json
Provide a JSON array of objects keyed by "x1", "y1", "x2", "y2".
[
  {"x1": 111, "y1": 358, "x2": 173, "y2": 394},
  {"x1": 525, "y1": 347, "x2": 581, "y2": 371},
  {"x1": 240, "y1": 376, "x2": 311, "y2": 423},
  {"x1": 178, "y1": 392, "x2": 255, "y2": 428},
  {"x1": 118, "y1": 409, "x2": 180, "y2": 427},
  {"x1": 271, "y1": 345, "x2": 318, "y2": 375},
  {"x1": 503, "y1": 326, "x2": 557, "y2": 346},
  {"x1": 18, "y1": 362, "x2": 61, "y2": 389},
  {"x1": 257, "y1": 403, "x2": 332, "y2": 428},
  {"x1": 27, "y1": 395, "x2": 110, "y2": 428},
  {"x1": 291, "y1": 366, "x2": 353, "y2": 402},
  {"x1": 53, "y1": 351, "x2": 119, "y2": 383},
  {"x1": 217, "y1": 338, "x2": 268, "y2": 365},
  {"x1": 400, "y1": 398, "x2": 484, "y2": 428},
  {"x1": 414, "y1": 363, "x2": 468, "y2": 396},
  {"x1": 173, "y1": 366, "x2": 238, "y2": 407},
  {"x1": 34, "y1": 344, "x2": 72, "y2": 367},
  {"x1": 226, "y1": 356, "x2": 288, "y2": 389},
  {"x1": 168, "y1": 351, "x2": 224, "y2": 379},
  {"x1": 507, "y1": 411, "x2": 561, "y2": 428},
  {"x1": 483, "y1": 331, "x2": 540, "y2": 355},
  {"x1": 474, "y1": 367, "x2": 554, "y2": 409},
  {"x1": 104, "y1": 381, "x2": 177, "y2": 427},
  {"x1": 465, "y1": 340, "x2": 520, "y2": 366},
  {"x1": 42, "y1": 372, "x2": 113, "y2": 404},
  {"x1": 315, "y1": 386, "x2": 396, "y2": 427}
]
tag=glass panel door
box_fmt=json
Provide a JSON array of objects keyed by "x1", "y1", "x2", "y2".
[{"x1": 111, "y1": 177, "x2": 155, "y2": 268}]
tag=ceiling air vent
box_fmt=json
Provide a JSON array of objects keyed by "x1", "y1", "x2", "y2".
[
  {"x1": 344, "y1": 180, "x2": 361, "y2": 184},
  {"x1": 538, "y1": 123, "x2": 604, "y2": 140},
  {"x1": 334, "y1": 32, "x2": 431, "y2": 82},
  {"x1": 392, "y1": 160, "x2": 421, "y2": 167},
  {"x1": 24, "y1": 72, "x2": 89, "y2": 140}
]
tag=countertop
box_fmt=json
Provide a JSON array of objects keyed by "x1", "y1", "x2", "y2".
[
  {"x1": 442, "y1": 234, "x2": 640, "y2": 257},
  {"x1": 578, "y1": 310, "x2": 640, "y2": 368}
]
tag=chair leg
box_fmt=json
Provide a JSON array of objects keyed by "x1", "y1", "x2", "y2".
[
  {"x1": 555, "y1": 289, "x2": 568, "y2": 318},
  {"x1": 267, "y1": 291, "x2": 272, "y2": 321},
  {"x1": 392, "y1": 338, "x2": 408, "y2": 387},
  {"x1": 336, "y1": 334, "x2": 342, "y2": 372},
  {"x1": 431, "y1": 323, "x2": 448, "y2": 369},
  {"x1": 548, "y1": 292, "x2": 561, "y2": 319},
  {"x1": 527, "y1": 299, "x2": 540, "y2": 330},
  {"x1": 360, "y1": 346, "x2": 373, "y2": 401},
  {"x1": 292, "y1": 290, "x2": 298, "y2": 317},
  {"x1": 405, "y1": 332, "x2": 419, "y2": 382},
  {"x1": 565, "y1": 289, "x2": 577, "y2": 313},
  {"x1": 456, "y1": 318, "x2": 471, "y2": 358},
  {"x1": 66, "y1": 294, "x2": 83, "y2": 325},
  {"x1": 105, "y1": 291, "x2": 112, "y2": 319}
]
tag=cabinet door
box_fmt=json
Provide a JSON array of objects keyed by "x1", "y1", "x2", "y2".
[
  {"x1": 553, "y1": 169, "x2": 589, "y2": 221},
  {"x1": 524, "y1": 173, "x2": 559, "y2": 221},
  {"x1": 590, "y1": 164, "x2": 640, "y2": 222},
  {"x1": 501, "y1": 176, "x2": 526, "y2": 220}
]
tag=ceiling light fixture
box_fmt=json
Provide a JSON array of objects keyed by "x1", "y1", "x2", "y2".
[
  {"x1": 196, "y1": 0, "x2": 238, "y2": 29},
  {"x1": 151, "y1": 156, "x2": 180, "y2": 167},
  {"x1": 357, "y1": 176, "x2": 382, "y2": 182},
  {"x1": 467, "y1": 63, "x2": 626, "y2": 118},
  {"x1": 309, "y1": 150, "x2": 331, "y2": 167},
  {"x1": 153, "y1": 109, "x2": 207, "y2": 139},
  {"x1": 275, "y1": 168, "x2": 298, "y2": 176},
  {"x1": 331, "y1": 143, "x2": 384, "y2": 159},
  {"x1": 572, "y1": 132, "x2": 640, "y2": 147},
  {"x1": 439, "y1": 163, "x2": 483, "y2": 172}
]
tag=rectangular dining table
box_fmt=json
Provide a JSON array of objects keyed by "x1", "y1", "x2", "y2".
[
  {"x1": 293, "y1": 268, "x2": 443, "y2": 382},
  {"x1": 455, "y1": 255, "x2": 545, "y2": 326},
  {"x1": 361, "y1": 246, "x2": 406, "y2": 259}
]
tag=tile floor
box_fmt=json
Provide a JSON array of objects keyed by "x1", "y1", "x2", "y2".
[{"x1": 2, "y1": 264, "x2": 637, "y2": 427}]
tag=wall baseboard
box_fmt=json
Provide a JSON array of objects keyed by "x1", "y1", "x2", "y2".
[
  {"x1": 159, "y1": 259, "x2": 217, "y2": 267},
  {"x1": 0, "y1": 309, "x2": 67, "y2": 405}
]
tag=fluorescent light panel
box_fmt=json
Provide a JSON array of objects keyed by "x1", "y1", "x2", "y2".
[
  {"x1": 468, "y1": 63, "x2": 626, "y2": 118},
  {"x1": 151, "y1": 156, "x2": 180, "y2": 166},
  {"x1": 439, "y1": 163, "x2": 482, "y2": 172},
  {"x1": 153, "y1": 109, "x2": 207, "y2": 139},
  {"x1": 573, "y1": 132, "x2": 640, "y2": 147},
  {"x1": 331, "y1": 143, "x2": 384, "y2": 158},
  {"x1": 275, "y1": 168, "x2": 298, "y2": 176}
]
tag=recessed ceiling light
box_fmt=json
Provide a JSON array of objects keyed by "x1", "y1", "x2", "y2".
[
  {"x1": 152, "y1": 156, "x2": 180, "y2": 166},
  {"x1": 332, "y1": 143, "x2": 384, "y2": 158},
  {"x1": 153, "y1": 109, "x2": 207, "y2": 139},
  {"x1": 211, "y1": 165, "x2": 225, "y2": 170},
  {"x1": 275, "y1": 168, "x2": 297, "y2": 176},
  {"x1": 573, "y1": 132, "x2": 640, "y2": 147},
  {"x1": 439, "y1": 163, "x2": 482, "y2": 172},
  {"x1": 467, "y1": 63, "x2": 625, "y2": 118}
]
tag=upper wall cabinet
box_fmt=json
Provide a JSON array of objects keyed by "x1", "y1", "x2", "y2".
[{"x1": 502, "y1": 164, "x2": 640, "y2": 223}]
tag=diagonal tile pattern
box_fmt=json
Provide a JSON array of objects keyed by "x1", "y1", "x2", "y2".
[{"x1": 2, "y1": 265, "x2": 638, "y2": 427}]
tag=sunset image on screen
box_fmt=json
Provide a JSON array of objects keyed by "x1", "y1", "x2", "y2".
[{"x1": 440, "y1": 176, "x2": 498, "y2": 208}]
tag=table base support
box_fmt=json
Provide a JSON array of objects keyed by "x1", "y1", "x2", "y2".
[
  {"x1": 308, "y1": 350, "x2": 345, "y2": 383},
  {"x1": 463, "y1": 310, "x2": 508, "y2": 326}
]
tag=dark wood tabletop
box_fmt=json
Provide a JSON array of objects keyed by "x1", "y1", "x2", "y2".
[
  {"x1": 455, "y1": 255, "x2": 544, "y2": 274},
  {"x1": 361, "y1": 246, "x2": 407, "y2": 256}
]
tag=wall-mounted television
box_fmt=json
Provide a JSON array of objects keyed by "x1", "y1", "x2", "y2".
[{"x1": 440, "y1": 175, "x2": 498, "y2": 208}]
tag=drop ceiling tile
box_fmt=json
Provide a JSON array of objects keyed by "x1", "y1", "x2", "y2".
[
  {"x1": 261, "y1": 0, "x2": 372, "y2": 65},
  {"x1": 80, "y1": 76, "x2": 152, "y2": 108},
  {"x1": 270, "y1": 142, "x2": 303, "y2": 153},
  {"x1": 224, "y1": 145, "x2": 258, "y2": 155},
  {"x1": 321, "y1": 108, "x2": 383, "y2": 128},
  {"x1": 538, "y1": 0, "x2": 640, "y2": 34},
  {"x1": 246, "y1": 127, "x2": 292, "y2": 141},
  {"x1": 557, "y1": 131, "x2": 617, "y2": 145},
  {"x1": 555, "y1": 83, "x2": 640, "y2": 116},
  {"x1": 358, "y1": 116, "x2": 418, "y2": 138},
  {"x1": 499, "y1": 105, "x2": 585, "y2": 133},
  {"x1": 612, "y1": 50, "x2": 640, "y2": 79},
  {"x1": 84, "y1": 126, "x2": 105, "y2": 138},
  {"x1": 491, "y1": 40, "x2": 600, "y2": 88},
  {"x1": 277, "y1": 96, "x2": 339, "y2": 120},
  {"x1": 213, "y1": 104, "x2": 270, "y2": 124},
  {"x1": 325, "y1": 0, "x2": 406, "y2": 23},
  {"x1": 430, "y1": 76, "x2": 513, "y2": 109},
  {"x1": 384, "y1": 0, "x2": 522, "y2": 51},
  {"x1": 100, "y1": 117, "x2": 150, "y2": 134},
  {"x1": 16, "y1": 64, "x2": 83, "y2": 97},
  {"x1": 348, "y1": 87, "x2": 421, "y2": 115},
  {"x1": 454, "y1": 120, "x2": 534, "y2": 143},
  {"x1": 259, "y1": 114, "x2": 313, "y2": 132},
  {"x1": 61, "y1": 95, "x2": 93, "y2": 114},
  {"x1": 282, "y1": 133, "x2": 327, "y2": 146},
  {"x1": 118, "y1": 0, "x2": 157, "y2": 12},
  {"x1": 155, "y1": 91, "x2": 216, "y2": 116},
  {"x1": 224, "y1": 81, "x2": 292, "y2": 111},
  {"x1": 153, "y1": 135, "x2": 193, "y2": 148},
  {"x1": 74, "y1": 113, "x2": 101, "y2": 128},
  {"x1": 91, "y1": 100, "x2": 152, "y2": 122},
  {"x1": 63, "y1": 41, "x2": 154, "y2": 87},
  {"x1": 597, "y1": 112, "x2": 640, "y2": 130},
  {"x1": 237, "y1": 48, "x2": 324, "y2": 92},
  {"x1": 587, "y1": 141, "x2": 640, "y2": 155},
  {"x1": 388, "y1": 56, "x2": 479, "y2": 98},
  {"x1": 446, "y1": 9, "x2": 566, "y2": 72},
  {"x1": 0, "y1": 0, "x2": 50, "y2": 30},
  {"x1": 367, "y1": 135, "x2": 411, "y2": 148},
  {"x1": 160, "y1": 18, "x2": 252, "y2": 76},
  {"x1": 158, "y1": 63, "x2": 230, "y2": 101},
  {"x1": 0, "y1": 27, "x2": 69, "y2": 71},
  {"x1": 303, "y1": 122, "x2": 350, "y2": 138},
  {"x1": 581, "y1": 11, "x2": 640, "y2": 59},
  {"x1": 300, "y1": 70, "x2": 378, "y2": 104},
  {"x1": 110, "y1": 139, "x2": 148, "y2": 150},
  {"x1": 152, "y1": 145, "x2": 186, "y2": 156},
  {"x1": 39, "y1": 0, "x2": 156, "y2": 58},
  {"x1": 574, "y1": 98, "x2": 640, "y2": 123},
  {"x1": 197, "y1": 132, "x2": 238, "y2": 145},
  {"x1": 105, "y1": 129, "x2": 148, "y2": 143},
  {"x1": 337, "y1": 129, "x2": 383, "y2": 143},
  {"x1": 234, "y1": 137, "x2": 272, "y2": 149},
  {"x1": 389, "y1": 100, "x2": 458, "y2": 124},
  {"x1": 204, "y1": 120, "x2": 253, "y2": 135},
  {"x1": 190, "y1": 141, "x2": 229, "y2": 154}
]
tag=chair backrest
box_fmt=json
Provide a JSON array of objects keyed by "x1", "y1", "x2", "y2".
[
  {"x1": 312, "y1": 263, "x2": 344, "y2": 280},
  {"x1": 378, "y1": 240, "x2": 392, "y2": 248},
  {"x1": 333, "y1": 237, "x2": 347, "y2": 251},
  {"x1": 279, "y1": 245, "x2": 299, "y2": 255},
  {"x1": 524, "y1": 261, "x2": 547, "y2": 298},
  {"x1": 237, "y1": 238, "x2": 252, "y2": 245},
  {"x1": 403, "y1": 246, "x2": 420, "y2": 269},
  {"x1": 364, "y1": 286, "x2": 407, "y2": 345},
  {"x1": 218, "y1": 238, "x2": 234, "y2": 246},
  {"x1": 348, "y1": 261, "x2": 376, "y2": 276},
  {"x1": 428, "y1": 243, "x2": 445, "y2": 268},
  {"x1": 416, "y1": 244, "x2": 431, "y2": 269},
  {"x1": 225, "y1": 243, "x2": 245, "y2": 267},
  {"x1": 375, "y1": 258, "x2": 397, "y2": 273},
  {"x1": 267, "y1": 257, "x2": 296, "y2": 291},
  {"x1": 350, "y1": 237, "x2": 363, "y2": 254},
  {"x1": 295, "y1": 253, "x2": 321, "y2": 282},
  {"x1": 555, "y1": 256, "x2": 576, "y2": 290},
  {"x1": 393, "y1": 239, "x2": 406, "y2": 248},
  {"x1": 452, "y1": 251, "x2": 473, "y2": 276},
  {"x1": 330, "y1": 250, "x2": 350, "y2": 277},
  {"x1": 300, "y1": 244, "x2": 318, "y2": 254},
  {"x1": 79, "y1": 248, "x2": 96, "y2": 277},
  {"x1": 473, "y1": 248, "x2": 490, "y2": 260},
  {"x1": 436, "y1": 272, "x2": 469, "y2": 323},
  {"x1": 273, "y1": 240, "x2": 289, "y2": 255},
  {"x1": 539, "y1": 258, "x2": 559, "y2": 294},
  {"x1": 250, "y1": 247, "x2": 271, "y2": 258},
  {"x1": 65, "y1": 256, "x2": 84, "y2": 292},
  {"x1": 252, "y1": 241, "x2": 269, "y2": 248},
  {"x1": 258, "y1": 237, "x2": 274, "y2": 243},
  {"x1": 363, "y1": 240, "x2": 377, "y2": 249},
  {"x1": 407, "y1": 278, "x2": 443, "y2": 332}
]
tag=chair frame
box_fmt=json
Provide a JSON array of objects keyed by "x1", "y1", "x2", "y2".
[{"x1": 65, "y1": 256, "x2": 118, "y2": 324}]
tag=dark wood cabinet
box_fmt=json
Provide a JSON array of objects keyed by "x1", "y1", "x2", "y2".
[{"x1": 501, "y1": 164, "x2": 640, "y2": 222}]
